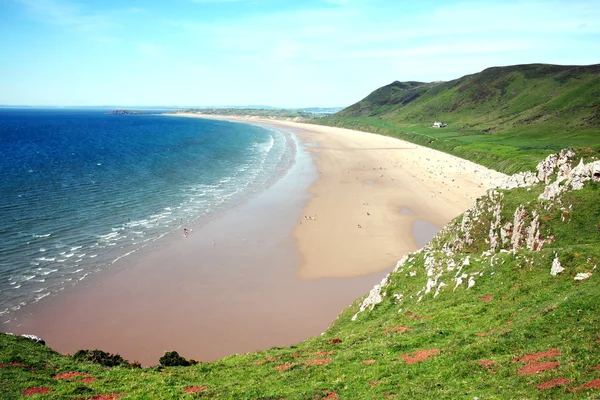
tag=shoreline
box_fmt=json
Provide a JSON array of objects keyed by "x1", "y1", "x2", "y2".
[
  {"x1": 6, "y1": 115, "x2": 506, "y2": 366},
  {"x1": 172, "y1": 114, "x2": 506, "y2": 279}
]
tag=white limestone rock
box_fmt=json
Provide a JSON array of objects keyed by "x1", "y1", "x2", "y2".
[
  {"x1": 550, "y1": 255, "x2": 565, "y2": 276},
  {"x1": 511, "y1": 205, "x2": 528, "y2": 251},
  {"x1": 352, "y1": 275, "x2": 390, "y2": 321},
  {"x1": 540, "y1": 160, "x2": 600, "y2": 201},
  {"x1": 494, "y1": 171, "x2": 539, "y2": 190},
  {"x1": 467, "y1": 276, "x2": 476, "y2": 289},
  {"x1": 574, "y1": 272, "x2": 592, "y2": 281},
  {"x1": 20, "y1": 334, "x2": 46, "y2": 346}
]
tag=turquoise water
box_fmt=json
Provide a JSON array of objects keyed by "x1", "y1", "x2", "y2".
[{"x1": 0, "y1": 109, "x2": 294, "y2": 320}]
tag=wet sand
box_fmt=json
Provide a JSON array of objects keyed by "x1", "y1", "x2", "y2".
[{"x1": 6, "y1": 117, "x2": 506, "y2": 366}]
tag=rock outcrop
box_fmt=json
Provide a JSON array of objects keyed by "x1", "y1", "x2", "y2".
[{"x1": 352, "y1": 149, "x2": 598, "y2": 320}]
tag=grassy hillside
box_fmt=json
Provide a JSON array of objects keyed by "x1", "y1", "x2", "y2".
[
  {"x1": 317, "y1": 64, "x2": 600, "y2": 174},
  {"x1": 1, "y1": 152, "x2": 599, "y2": 399}
]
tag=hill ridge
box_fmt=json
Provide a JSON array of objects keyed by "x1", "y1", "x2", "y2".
[{"x1": 318, "y1": 63, "x2": 600, "y2": 174}]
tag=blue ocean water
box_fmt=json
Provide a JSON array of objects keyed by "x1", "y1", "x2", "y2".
[{"x1": 0, "y1": 109, "x2": 293, "y2": 319}]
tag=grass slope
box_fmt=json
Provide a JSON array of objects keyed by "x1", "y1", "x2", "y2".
[
  {"x1": 317, "y1": 64, "x2": 600, "y2": 174},
  {"x1": 1, "y1": 154, "x2": 599, "y2": 399}
]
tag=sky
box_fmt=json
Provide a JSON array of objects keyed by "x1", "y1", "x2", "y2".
[{"x1": 1, "y1": 0, "x2": 599, "y2": 108}]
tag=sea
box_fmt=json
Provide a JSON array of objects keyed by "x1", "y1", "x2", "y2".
[{"x1": 0, "y1": 109, "x2": 295, "y2": 322}]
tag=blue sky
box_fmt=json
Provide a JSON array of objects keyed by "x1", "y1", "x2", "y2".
[{"x1": 1, "y1": 0, "x2": 599, "y2": 107}]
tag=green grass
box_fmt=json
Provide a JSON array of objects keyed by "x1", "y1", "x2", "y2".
[{"x1": 2, "y1": 163, "x2": 600, "y2": 399}]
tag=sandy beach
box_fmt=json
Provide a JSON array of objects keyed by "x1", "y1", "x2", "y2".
[
  {"x1": 7, "y1": 116, "x2": 505, "y2": 366},
  {"x1": 285, "y1": 121, "x2": 505, "y2": 279},
  {"x1": 179, "y1": 115, "x2": 505, "y2": 279}
]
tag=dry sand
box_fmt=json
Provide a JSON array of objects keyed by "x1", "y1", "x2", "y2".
[
  {"x1": 289, "y1": 122, "x2": 505, "y2": 278},
  {"x1": 7, "y1": 115, "x2": 506, "y2": 366}
]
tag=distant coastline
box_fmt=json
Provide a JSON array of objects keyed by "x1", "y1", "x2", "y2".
[{"x1": 107, "y1": 109, "x2": 147, "y2": 115}]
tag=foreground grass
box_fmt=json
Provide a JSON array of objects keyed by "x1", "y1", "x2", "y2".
[{"x1": 2, "y1": 173, "x2": 599, "y2": 398}]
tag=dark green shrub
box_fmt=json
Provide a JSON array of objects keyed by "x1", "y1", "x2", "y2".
[
  {"x1": 159, "y1": 351, "x2": 198, "y2": 367},
  {"x1": 73, "y1": 349, "x2": 130, "y2": 367}
]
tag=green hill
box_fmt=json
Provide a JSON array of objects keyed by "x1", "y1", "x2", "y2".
[
  {"x1": 2, "y1": 151, "x2": 599, "y2": 399},
  {"x1": 318, "y1": 64, "x2": 600, "y2": 174}
]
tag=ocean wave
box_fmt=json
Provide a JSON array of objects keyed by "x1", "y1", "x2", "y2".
[
  {"x1": 111, "y1": 248, "x2": 138, "y2": 264},
  {"x1": 38, "y1": 268, "x2": 58, "y2": 276},
  {"x1": 261, "y1": 134, "x2": 276, "y2": 154},
  {"x1": 99, "y1": 232, "x2": 119, "y2": 241},
  {"x1": 34, "y1": 292, "x2": 50, "y2": 302}
]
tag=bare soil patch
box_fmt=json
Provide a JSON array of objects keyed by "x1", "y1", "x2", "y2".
[
  {"x1": 183, "y1": 386, "x2": 209, "y2": 394},
  {"x1": 518, "y1": 361, "x2": 560, "y2": 375},
  {"x1": 400, "y1": 349, "x2": 439, "y2": 364},
  {"x1": 275, "y1": 363, "x2": 294, "y2": 371},
  {"x1": 536, "y1": 377, "x2": 570, "y2": 390},
  {"x1": 23, "y1": 387, "x2": 52, "y2": 396},
  {"x1": 53, "y1": 372, "x2": 93, "y2": 380},
  {"x1": 479, "y1": 294, "x2": 493, "y2": 302},
  {"x1": 331, "y1": 338, "x2": 342, "y2": 344},
  {"x1": 363, "y1": 359, "x2": 376, "y2": 365},
  {"x1": 514, "y1": 349, "x2": 561, "y2": 363},
  {"x1": 577, "y1": 378, "x2": 600, "y2": 390},
  {"x1": 476, "y1": 331, "x2": 492, "y2": 337},
  {"x1": 0, "y1": 362, "x2": 32, "y2": 369}
]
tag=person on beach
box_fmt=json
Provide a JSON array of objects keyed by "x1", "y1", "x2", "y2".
[{"x1": 183, "y1": 227, "x2": 189, "y2": 238}]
